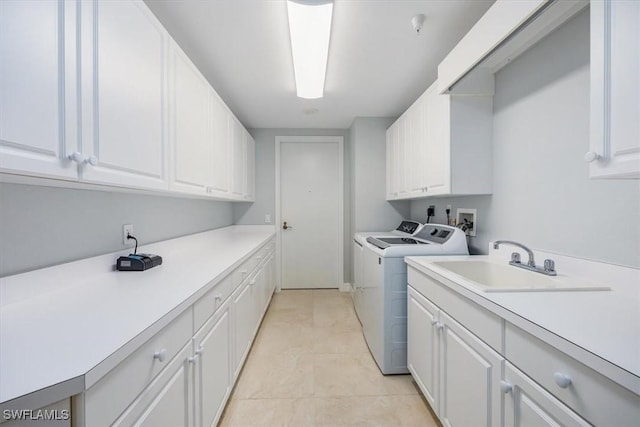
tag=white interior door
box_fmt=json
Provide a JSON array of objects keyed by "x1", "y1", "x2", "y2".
[{"x1": 278, "y1": 137, "x2": 343, "y2": 289}]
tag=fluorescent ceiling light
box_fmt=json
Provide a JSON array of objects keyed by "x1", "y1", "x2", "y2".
[{"x1": 286, "y1": 0, "x2": 333, "y2": 99}]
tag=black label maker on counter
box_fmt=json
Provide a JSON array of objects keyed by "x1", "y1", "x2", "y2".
[
  {"x1": 116, "y1": 253, "x2": 163, "y2": 271},
  {"x1": 116, "y1": 233, "x2": 162, "y2": 271}
]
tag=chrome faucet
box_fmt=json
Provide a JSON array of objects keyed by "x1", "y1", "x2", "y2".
[{"x1": 493, "y1": 240, "x2": 557, "y2": 276}]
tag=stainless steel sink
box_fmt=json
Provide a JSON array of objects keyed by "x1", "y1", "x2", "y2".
[{"x1": 431, "y1": 260, "x2": 611, "y2": 292}]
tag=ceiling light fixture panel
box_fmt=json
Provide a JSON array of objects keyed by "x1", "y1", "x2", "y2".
[{"x1": 287, "y1": 0, "x2": 334, "y2": 99}]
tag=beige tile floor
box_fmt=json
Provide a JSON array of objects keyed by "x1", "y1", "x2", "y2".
[{"x1": 219, "y1": 289, "x2": 440, "y2": 427}]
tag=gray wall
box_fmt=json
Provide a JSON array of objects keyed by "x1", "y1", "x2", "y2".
[
  {"x1": 350, "y1": 118, "x2": 410, "y2": 232},
  {"x1": 349, "y1": 118, "x2": 410, "y2": 282},
  {"x1": 233, "y1": 128, "x2": 351, "y2": 283},
  {"x1": 0, "y1": 183, "x2": 233, "y2": 277},
  {"x1": 411, "y1": 9, "x2": 640, "y2": 268}
]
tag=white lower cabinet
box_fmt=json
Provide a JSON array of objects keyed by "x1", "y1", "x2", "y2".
[
  {"x1": 111, "y1": 343, "x2": 193, "y2": 427},
  {"x1": 439, "y1": 311, "x2": 503, "y2": 427},
  {"x1": 503, "y1": 362, "x2": 589, "y2": 427},
  {"x1": 76, "y1": 238, "x2": 275, "y2": 427},
  {"x1": 193, "y1": 303, "x2": 231, "y2": 427},
  {"x1": 408, "y1": 265, "x2": 640, "y2": 427},
  {"x1": 232, "y1": 280, "x2": 254, "y2": 379},
  {"x1": 407, "y1": 286, "x2": 503, "y2": 427},
  {"x1": 407, "y1": 287, "x2": 439, "y2": 410}
]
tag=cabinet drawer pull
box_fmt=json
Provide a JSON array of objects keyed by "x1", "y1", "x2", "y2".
[
  {"x1": 584, "y1": 151, "x2": 601, "y2": 163},
  {"x1": 67, "y1": 152, "x2": 84, "y2": 163},
  {"x1": 214, "y1": 293, "x2": 222, "y2": 302},
  {"x1": 500, "y1": 380, "x2": 513, "y2": 394},
  {"x1": 187, "y1": 354, "x2": 199, "y2": 364},
  {"x1": 153, "y1": 349, "x2": 167, "y2": 363},
  {"x1": 84, "y1": 155, "x2": 98, "y2": 166},
  {"x1": 430, "y1": 318, "x2": 439, "y2": 326},
  {"x1": 436, "y1": 322, "x2": 444, "y2": 330},
  {"x1": 554, "y1": 372, "x2": 572, "y2": 388},
  {"x1": 195, "y1": 346, "x2": 204, "y2": 356}
]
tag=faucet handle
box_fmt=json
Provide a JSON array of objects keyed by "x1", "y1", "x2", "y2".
[
  {"x1": 510, "y1": 252, "x2": 521, "y2": 264},
  {"x1": 543, "y1": 259, "x2": 556, "y2": 273}
]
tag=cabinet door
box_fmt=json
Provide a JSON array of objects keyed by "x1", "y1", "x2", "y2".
[
  {"x1": 133, "y1": 362, "x2": 191, "y2": 427},
  {"x1": 407, "y1": 287, "x2": 439, "y2": 414},
  {"x1": 210, "y1": 92, "x2": 231, "y2": 195},
  {"x1": 589, "y1": 0, "x2": 640, "y2": 178},
  {"x1": 397, "y1": 116, "x2": 410, "y2": 197},
  {"x1": 232, "y1": 282, "x2": 253, "y2": 377},
  {"x1": 230, "y1": 118, "x2": 245, "y2": 198},
  {"x1": 170, "y1": 43, "x2": 214, "y2": 195},
  {"x1": 0, "y1": 0, "x2": 78, "y2": 179},
  {"x1": 80, "y1": 0, "x2": 168, "y2": 190},
  {"x1": 385, "y1": 126, "x2": 398, "y2": 199},
  {"x1": 424, "y1": 82, "x2": 449, "y2": 194},
  {"x1": 245, "y1": 132, "x2": 255, "y2": 201},
  {"x1": 194, "y1": 307, "x2": 231, "y2": 427},
  {"x1": 439, "y1": 311, "x2": 503, "y2": 427},
  {"x1": 503, "y1": 362, "x2": 590, "y2": 427},
  {"x1": 410, "y1": 97, "x2": 428, "y2": 195}
]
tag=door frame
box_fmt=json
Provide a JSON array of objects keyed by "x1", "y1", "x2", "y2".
[{"x1": 274, "y1": 135, "x2": 344, "y2": 291}]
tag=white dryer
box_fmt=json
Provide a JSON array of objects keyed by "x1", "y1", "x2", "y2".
[
  {"x1": 361, "y1": 224, "x2": 468, "y2": 374},
  {"x1": 352, "y1": 221, "x2": 423, "y2": 322}
]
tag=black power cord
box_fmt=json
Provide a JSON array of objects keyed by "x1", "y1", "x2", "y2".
[{"x1": 127, "y1": 233, "x2": 138, "y2": 254}]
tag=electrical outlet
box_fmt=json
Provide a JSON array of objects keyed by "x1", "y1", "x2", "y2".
[
  {"x1": 265, "y1": 214, "x2": 271, "y2": 224},
  {"x1": 123, "y1": 224, "x2": 134, "y2": 246}
]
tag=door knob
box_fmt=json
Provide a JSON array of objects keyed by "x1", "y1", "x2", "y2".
[{"x1": 282, "y1": 221, "x2": 293, "y2": 230}]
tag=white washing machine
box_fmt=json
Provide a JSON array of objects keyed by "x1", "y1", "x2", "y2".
[
  {"x1": 352, "y1": 221, "x2": 423, "y2": 322},
  {"x1": 360, "y1": 224, "x2": 468, "y2": 374}
]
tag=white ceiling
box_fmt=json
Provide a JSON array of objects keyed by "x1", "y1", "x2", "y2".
[{"x1": 144, "y1": 0, "x2": 495, "y2": 129}]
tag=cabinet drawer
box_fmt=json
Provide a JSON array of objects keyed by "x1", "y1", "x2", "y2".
[
  {"x1": 84, "y1": 308, "x2": 192, "y2": 426},
  {"x1": 505, "y1": 323, "x2": 640, "y2": 426},
  {"x1": 232, "y1": 258, "x2": 252, "y2": 288},
  {"x1": 407, "y1": 266, "x2": 503, "y2": 353},
  {"x1": 111, "y1": 342, "x2": 192, "y2": 427},
  {"x1": 194, "y1": 273, "x2": 234, "y2": 332}
]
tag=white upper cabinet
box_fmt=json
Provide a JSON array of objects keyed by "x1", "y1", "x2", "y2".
[
  {"x1": 588, "y1": 0, "x2": 640, "y2": 179},
  {"x1": 79, "y1": 0, "x2": 168, "y2": 190},
  {"x1": 170, "y1": 42, "x2": 215, "y2": 195},
  {"x1": 386, "y1": 80, "x2": 492, "y2": 200},
  {"x1": 0, "y1": 0, "x2": 78, "y2": 180},
  {"x1": 210, "y1": 92, "x2": 231, "y2": 196},
  {"x1": 438, "y1": 0, "x2": 587, "y2": 95},
  {"x1": 230, "y1": 118, "x2": 246, "y2": 199},
  {"x1": 245, "y1": 133, "x2": 255, "y2": 201},
  {"x1": 1, "y1": 0, "x2": 256, "y2": 201}
]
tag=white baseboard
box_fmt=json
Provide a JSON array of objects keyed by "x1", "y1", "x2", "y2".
[{"x1": 339, "y1": 282, "x2": 352, "y2": 292}]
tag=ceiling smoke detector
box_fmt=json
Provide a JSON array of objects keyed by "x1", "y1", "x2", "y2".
[{"x1": 411, "y1": 14, "x2": 426, "y2": 35}]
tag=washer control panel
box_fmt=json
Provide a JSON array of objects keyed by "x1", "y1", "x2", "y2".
[
  {"x1": 395, "y1": 220, "x2": 422, "y2": 235},
  {"x1": 415, "y1": 224, "x2": 458, "y2": 244}
]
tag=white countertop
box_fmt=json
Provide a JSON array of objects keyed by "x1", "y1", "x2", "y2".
[
  {"x1": 406, "y1": 249, "x2": 640, "y2": 394},
  {"x1": 0, "y1": 225, "x2": 275, "y2": 407}
]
